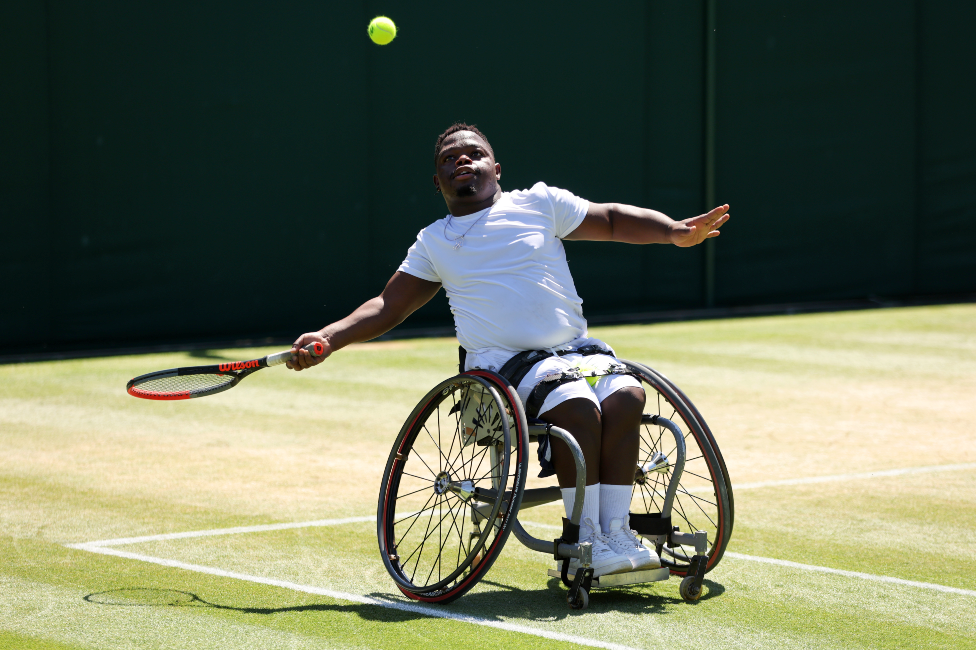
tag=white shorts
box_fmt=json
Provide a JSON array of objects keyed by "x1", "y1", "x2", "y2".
[{"x1": 514, "y1": 350, "x2": 643, "y2": 417}]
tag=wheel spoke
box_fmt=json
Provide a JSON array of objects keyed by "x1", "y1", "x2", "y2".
[
  {"x1": 423, "y1": 423, "x2": 459, "y2": 476},
  {"x1": 394, "y1": 490, "x2": 438, "y2": 546},
  {"x1": 405, "y1": 494, "x2": 442, "y2": 581},
  {"x1": 408, "y1": 446, "x2": 440, "y2": 480},
  {"x1": 395, "y1": 483, "x2": 436, "y2": 501},
  {"x1": 680, "y1": 468, "x2": 715, "y2": 484},
  {"x1": 443, "y1": 493, "x2": 471, "y2": 568}
]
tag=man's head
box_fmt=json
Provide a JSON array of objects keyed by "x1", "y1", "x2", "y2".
[{"x1": 432, "y1": 123, "x2": 502, "y2": 216}]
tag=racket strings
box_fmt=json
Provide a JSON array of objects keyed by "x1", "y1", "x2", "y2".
[{"x1": 132, "y1": 372, "x2": 236, "y2": 396}]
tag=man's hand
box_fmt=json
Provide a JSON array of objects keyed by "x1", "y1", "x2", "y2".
[
  {"x1": 286, "y1": 332, "x2": 332, "y2": 371},
  {"x1": 668, "y1": 205, "x2": 730, "y2": 247}
]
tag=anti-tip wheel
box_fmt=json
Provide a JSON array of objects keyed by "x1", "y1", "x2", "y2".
[
  {"x1": 568, "y1": 587, "x2": 589, "y2": 610},
  {"x1": 679, "y1": 576, "x2": 702, "y2": 602}
]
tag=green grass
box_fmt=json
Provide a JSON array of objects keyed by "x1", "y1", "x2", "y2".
[{"x1": 1, "y1": 304, "x2": 974, "y2": 649}]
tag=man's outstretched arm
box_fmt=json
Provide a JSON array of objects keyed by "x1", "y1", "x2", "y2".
[
  {"x1": 565, "y1": 203, "x2": 730, "y2": 247},
  {"x1": 287, "y1": 271, "x2": 441, "y2": 370}
]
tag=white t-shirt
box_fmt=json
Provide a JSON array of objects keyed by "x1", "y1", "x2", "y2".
[{"x1": 398, "y1": 182, "x2": 590, "y2": 362}]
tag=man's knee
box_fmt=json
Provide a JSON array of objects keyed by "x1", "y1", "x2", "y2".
[
  {"x1": 602, "y1": 385, "x2": 646, "y2": 419},
  {"x1": 540, "y1": 397, "x2": 602, "y2": 443}
]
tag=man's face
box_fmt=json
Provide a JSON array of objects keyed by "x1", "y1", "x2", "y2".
[{"x1": 433, "y1": 132, "x2": 500, "y2": 202}]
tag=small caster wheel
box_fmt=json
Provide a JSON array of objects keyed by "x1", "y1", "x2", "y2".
[
  {"x1": 679, "y1": 576, "x2": 702, "y2": 602},
  {"x1": 568, "y1": 587, "x2": 589, "y2": 610}
]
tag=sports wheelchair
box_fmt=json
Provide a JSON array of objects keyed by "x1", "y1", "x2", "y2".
[{"x1": 377, "y1": 360, "x2": 733, "y2": 609}]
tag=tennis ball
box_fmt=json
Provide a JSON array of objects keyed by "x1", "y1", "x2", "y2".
[{"x1": 368, "y1": 16, "x2": 396, "y2": 45}]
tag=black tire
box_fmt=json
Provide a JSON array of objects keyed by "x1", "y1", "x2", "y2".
[
  {"x1": 377, "y1": 371, "x2": 529, "y2": 604},
  {"x1": 623, "y1": 360, "x2": 733, "y2": 576}
]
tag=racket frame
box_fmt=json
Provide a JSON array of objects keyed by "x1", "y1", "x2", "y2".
[{"x1": 126, "y1": 342, "x2": 324, "y2": 401}]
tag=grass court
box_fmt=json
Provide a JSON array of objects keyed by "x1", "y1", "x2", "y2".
[{"x1": 2, "y1": 304, "x2": 974, "y2": 649}]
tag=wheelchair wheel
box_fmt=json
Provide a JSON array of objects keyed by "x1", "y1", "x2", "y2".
[
  {"x1": 377, "y1": 371, "x2": 529, "y2": 604},
  {"x1": 622, "y1": 360, "x2": 733, "y2": 576},
  {"x1": 647, "y1": 365, "x2": 734, "y2": 530}
]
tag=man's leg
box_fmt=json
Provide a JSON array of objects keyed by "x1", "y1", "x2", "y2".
[
  {"x1": 540, "y1": 396, "x2": 632, "y2": 576},
  {"x1": 541, "y1": 397, "x2": 603, "y2": 531},
  {"x1": 597, "y1": 386, "x2": 644, "y2": 532},
  {"x1": 539, "y1": 397, "x2": 602, "y2": 488},
  {"x1": 598, "y1": 386, "x2": 645, "y2": 485},
  {"x1": 597, "y1": 384, "x2": 660, "y2": 569}
]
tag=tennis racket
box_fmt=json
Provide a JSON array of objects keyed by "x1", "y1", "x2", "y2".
[{"x1": 126, "y1": 342, "x2": 324, "y2": 401}]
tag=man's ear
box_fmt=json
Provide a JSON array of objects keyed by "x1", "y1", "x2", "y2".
[
  {"x1": 495, "y1": 163, "x2": 501, "y2": 180},
  {"x1": 432, "y1": 175, "x2": 441, "y2": 192}
]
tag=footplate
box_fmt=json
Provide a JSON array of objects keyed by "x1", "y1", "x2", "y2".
[{"x1": 547, "y1": 566, "x2": 670, "y2": 588}]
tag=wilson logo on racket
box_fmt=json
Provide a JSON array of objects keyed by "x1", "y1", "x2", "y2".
[
  {"x1": 126, "y1": 342, "x2": 324, "y2": 401},
  {"x1": 219, "y1": 360, "x2": 260, "y2": 372}
]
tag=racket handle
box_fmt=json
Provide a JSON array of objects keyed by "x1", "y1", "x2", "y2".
[{"x1": 266, "y1": 342, "x2": 326, "y2": 367}]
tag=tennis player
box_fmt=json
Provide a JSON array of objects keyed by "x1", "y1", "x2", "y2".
[{"x1": 288, "y1": 123, "x2": 729, "y2": 577}]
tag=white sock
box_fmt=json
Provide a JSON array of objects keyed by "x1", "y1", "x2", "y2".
[
  {"x1": 599, "y1": 484, "x2": 633, "y2": 534},
  {"x1": 560, "y1": 483, "x2": 601, "y2": 537}
]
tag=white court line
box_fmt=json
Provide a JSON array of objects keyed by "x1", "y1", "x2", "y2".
[
  {"x1": 66, "y1": 543, "x2": 641, "y2": 650},
  {"x1": 730, "y1": 462, "x2": 976, "y2": 491},
  {"x1": 527, "y1": 462, "x2": 976, "y2": 500},
  {"x1": 723, "y1": 552, "x2": 976, "y2": 597},
  {"x1": 82, "y1": 516, "x2": 377, "y2": 547},
  {"x1": 79, "y1": 509, "x2": 469, "y2": 548},
  {"x1": 68, "y1": 514, "x2": 976, "y2": 599}
]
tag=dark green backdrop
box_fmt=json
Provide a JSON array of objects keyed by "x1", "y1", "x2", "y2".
[{"x1": 2, "y1": 1, "x2": 974, "y2": 354}]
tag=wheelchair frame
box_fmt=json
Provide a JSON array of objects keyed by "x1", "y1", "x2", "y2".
[{"x1": 377, "y1": 360, "x2": 732, "y2": 610}]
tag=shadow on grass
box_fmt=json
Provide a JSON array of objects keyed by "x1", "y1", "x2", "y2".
[
  {"x1": 187, "y1": 350, "x2": 237, "y2": 361},
  {"x1": 84, "y1": 577, "x2": 725, "y2": 622},
  {"x1": 84, "y1": 588, "x2": 430, "y2": 620}
]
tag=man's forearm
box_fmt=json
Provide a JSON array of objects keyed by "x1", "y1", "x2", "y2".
[
  {"x1": 319, "y1": 296, "x2": 404, "y2": 353},
  {"x1": 602, "y1": 204, "x2": 675, "y2": 244},
  {"x1": 565, "y1": 202, "x2": 677, "y2": 244}
]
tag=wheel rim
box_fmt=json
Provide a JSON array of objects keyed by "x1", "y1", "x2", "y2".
[
  {"x1": 379, "y1": 376, "x2": 519, "y2": 595},
  {"x1": 625, "y1": 362, "x2": 731, "y2": 574}
]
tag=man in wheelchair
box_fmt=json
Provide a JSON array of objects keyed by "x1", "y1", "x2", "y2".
[{"x1": 288, "y1": 123, "x2": 730, "y2": 579}]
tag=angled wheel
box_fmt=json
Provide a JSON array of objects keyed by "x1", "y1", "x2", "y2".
[
  {"x1": 623, "y1": 360, "x2": 733, "y2": 576},
  {"x1": 649, "y1": 366, "x2": 734, "y2": 530},
  {"x1": 377, "y1": 371, "x2": 529, "y2": 604}
]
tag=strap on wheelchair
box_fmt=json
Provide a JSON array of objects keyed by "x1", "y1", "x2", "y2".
[
  {"x1": 494, "y1": 345, "x2": 639, "y2": 477},
  {"x1": 496, "y1": 344, "x2": 610, "y2": 389},
  {"x1": 525, "y1": 361, "x2": 638, "y2": 419},
  {"x1": 628, "y1": 512, "x2": 673, "y2": 536}
]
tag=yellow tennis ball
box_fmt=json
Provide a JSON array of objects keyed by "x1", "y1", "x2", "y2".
[{"x1": 368, "y1": 16, "x2": 396, "y2": 45}]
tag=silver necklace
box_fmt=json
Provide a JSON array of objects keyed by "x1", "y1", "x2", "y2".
[{"x1": 443, "y1": 211, "x2": 487, "y2": 250}]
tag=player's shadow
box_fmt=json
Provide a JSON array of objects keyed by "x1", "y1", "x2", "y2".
[
  {"x1": 84, "y1": 588, "x2": 435, "y2": 622},
  {"x1": 444, "y1": 576, "x2": 725, "y2": 620},
  {"x1": 84, "y1": 578, "x2": 725, "y2": 623}
]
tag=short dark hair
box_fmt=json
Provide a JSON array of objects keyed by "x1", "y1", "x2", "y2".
[{"x1": 433, "y1": 122, "x2": 494, "y2": 167}]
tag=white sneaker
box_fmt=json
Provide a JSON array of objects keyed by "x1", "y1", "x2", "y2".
[
  {"x1": 603, "y1": 517, "x2": 661, "y2": 571},
  {"x1": 557, "y1": 518, "x2": 632, "y2": 578}
]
